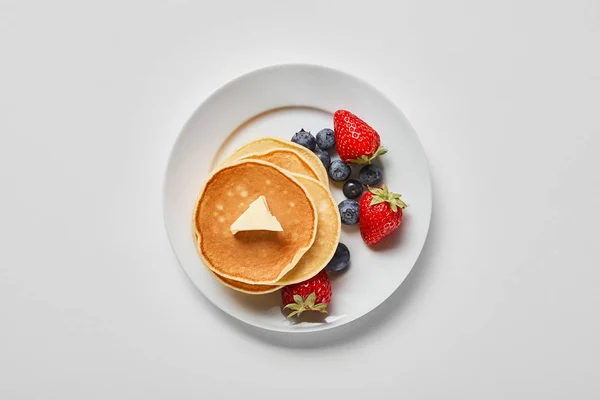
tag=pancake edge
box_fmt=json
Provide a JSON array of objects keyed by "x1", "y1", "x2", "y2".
[
  {"x1": 219, "y1": 137, "x2": 329, "y2": 183},
  {"x1": 275, "y1": 174, "x2": 341, "y2": 285},
  {"x1": 236, "y1": 147, "x2": 320, "y2": 181}
]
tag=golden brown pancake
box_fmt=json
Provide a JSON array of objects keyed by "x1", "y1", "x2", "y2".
[
  {"x1": 221, "y1": 137, "x2": 328, "y2": 183},
  {"x1": 193, "y1": 160, "x2": 318, "y2": 284},
  {"x1": 212, "y1": 175, "x2": 340, "y2": 293},
  {"x1": 274, "y1": 175, "x2": 340, "y2": 284},
  {"x1": 214, "y1": 273, "x2": 282, "y2": 294},
  {"x1": 238, "y1": 148, "x2": 319, "y2": 180}
]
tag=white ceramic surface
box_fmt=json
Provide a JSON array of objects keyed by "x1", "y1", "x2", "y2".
[{"x1": 163, "y1": 64, "x2": 432, "y2": 332}]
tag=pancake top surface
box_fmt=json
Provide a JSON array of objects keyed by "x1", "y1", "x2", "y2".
[
  {"x1": 194, "y1": 160, "x2": 317, "y2": 284},
  {"x1": 211, "y1": 175, "x2": 340, "y2": 293}
]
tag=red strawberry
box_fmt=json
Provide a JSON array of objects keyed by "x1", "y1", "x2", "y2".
[
  {"x1": 281, "y1": 270, "x2": 332, "y2": 318},
  {"x1": 359, "y1": 185, "x2": 408, "y2": 245},
  {"x1": 333, "y1": 110, "x2": 387, "y2": 164}
]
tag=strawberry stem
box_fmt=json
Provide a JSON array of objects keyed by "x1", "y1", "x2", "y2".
[
  {"x1": 368, "y1": 184, "x2": 408, "y2": 212},
  {"x1": 347, "y1": 146, "x2": 388, "y2": 165},
  {"x1": 283, "y1": 291, "x2": 328, "y2": 318}
]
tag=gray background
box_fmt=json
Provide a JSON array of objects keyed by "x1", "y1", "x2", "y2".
[{"x1": 1, "y1": 0, "x2": 599, "y2": 399}]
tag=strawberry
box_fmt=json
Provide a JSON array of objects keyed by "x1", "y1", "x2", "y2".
[
  {"x1": 281, "y1": 270, "x2": 332, "y2": 318},
  {"x1": 333, "y1": 110, "x2": 387, "y2": 164},
  {"x1": 359, "y1": 185, "x2": 408, "y2": 245}
]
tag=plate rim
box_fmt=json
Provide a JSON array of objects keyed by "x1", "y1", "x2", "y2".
[{"x1": 162, "y1": 63, "x2": 433, "y2": 333}]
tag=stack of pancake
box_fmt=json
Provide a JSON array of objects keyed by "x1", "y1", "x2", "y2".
[{"x1": 192, "y1": 137, "x2": 341, "y2": 294}]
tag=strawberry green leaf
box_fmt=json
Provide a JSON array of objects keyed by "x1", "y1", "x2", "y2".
[
  {"x1": 381, "y1": 184, "x2": 389, "y2": 196},
  {"x1": 347, "y1": 155, "x2": 371, "y2": 165},
  {"x1": 293, "y1": 295, "x2": 303, "y2": 305},
  {"x1": 347, "y1": 146, "x2": 388, "y2": 165},
  {"x1": 368, "y1": 186, "x2": 384, "y2": 196},
  {"x1": 396, "y1": 198, "x2": 408, "y2": 209},
  {"x1": 313, "y1": 303, "x2": 329, "y2": 313},
  {"x1": 372, "y1": 146, "x2": 388, "y2": 158},
  {"x1": 370, "y1": 197, "x2": 386, "y2": 206},
  {"x1": 305, "y1": 292, "x2": 316, "y2": 308}
]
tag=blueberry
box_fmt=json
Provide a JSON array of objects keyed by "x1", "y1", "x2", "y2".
[
  {"x1": 342, "y1": 179, "x2": 364, "y2": 199},
  {"x1": 328, "y1": 160, "x2": 351, "y2": 182},
  {"x1": 316, "y1": 128, "x2": 335, "y2": 150},
  {"x1": 313, "y1": 148, "x2": 331, "y2": 169},
  {"x1": 338, "y1": 199, "x2": 359, "y2": 225},
  {"x1": 291, "y1": 128, "x2": 316, "y2": 150},
  {"x1": 359, "y1": 164, "x2": 383, "y2": 186},
  {"x1": 326, "y1": 243, "x2": 350, "y2": 272}
]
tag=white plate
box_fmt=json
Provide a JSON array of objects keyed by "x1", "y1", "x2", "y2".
[{"x1": 163, "y1": 64, "x2": 432, "y2": 333}]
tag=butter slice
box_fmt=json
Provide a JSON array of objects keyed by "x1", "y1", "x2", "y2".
[{"x1": 230, "y1": 196, "x2": 283, "y2": 235}]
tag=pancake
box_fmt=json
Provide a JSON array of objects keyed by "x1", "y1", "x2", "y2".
[
  {"x1": 214, "y1": 273, "x2": 282, "y2": 294},
  {"x1": 238, "y1": 148, "x2": 319, "y2": 180},
  {"x1": 274, "y1": 175, "x2": 340, "y2": 285},
  {"x1": 193, "y1": 159, "x2": 318, "y2": 284},
  {"x1": 212, "y1": 174, "x2": 340, "y2": 293},
  {"x1": 220, "y1": 137, "x2": 328, "y2": 183}
]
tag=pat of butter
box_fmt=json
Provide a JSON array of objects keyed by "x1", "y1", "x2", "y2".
[{"x1": 230, "y1": 196, "x2": 283, "y2": 235}]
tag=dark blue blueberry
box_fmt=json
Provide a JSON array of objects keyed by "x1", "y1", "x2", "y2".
[
  {"x1": 291, "y1": 128, "x2": 316, "y2": 150},
  {"x1": 359, "y1": 164, "x2": 383, "y2": 186},
  {"x1": 342, "y1": 179, "x2": 364, "y2": 199},
  {"x1": 326, "y1": 243, "x2": 350, "y2": 272},
  {"x1": 313, "y1": 148, "x2": 331, "y2": 169},
  {"x1": 316, "y1": 128, "x2": 335, "y2": 150},
  {"x1": 338, "y1": 199, "x2": 359, "y2": 225},
  {"x1": 328, "y1": 160, "x2": 351, "y2": 182}
]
